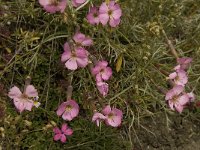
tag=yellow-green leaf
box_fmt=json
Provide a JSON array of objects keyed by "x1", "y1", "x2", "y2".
[{"x1": 116, "y1": 55, "x2": 123, "y2": 72}]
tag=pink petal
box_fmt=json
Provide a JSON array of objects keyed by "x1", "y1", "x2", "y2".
[
  {"x1": 97, "y1": 82, "x2": 109, "y2": 97},
  {"x1": 54, "y1": 134, "x2": 62, "y2": 141},
  {"x1": 39, "y1": 0, "x2": 50, "y2": 6},
  {"x1": 91, "y1": 66, "x2": 101, "y2": 76},
  {"x1": 109, "y1": 18, "x2": 120, "y2": 27},
  {"x1": 75, "y1": 48, "x2": 88, "y2": 58},
  {"x1": 24, "y1": 100, "x2": 34, "y2": 111},
  {"x1": 76, "y1": 57, "x2": 88, "y2": 68},
  {"x1": 168, "y1": 100, "x2": 175, "y2": 110},
  {"x1": 25, "y1": 85, "x2": 38, "y2": 97},
  {"x1": 53, "y1": 127, "x2": 62, "y2": 134},
  {"x1": 92, "y1": 112, "x2": 106, "y2": 122},
  {"x1": 99, "y1": 14, "x2": 109, "y2": 25},
  {"x1": 44, "y1": 5, "x2": 58, "y2": 13},
  {"x1": 65, "y1": 58, "x2": 78, "y2": 70},
  {"x1": 112, "y1": 9, "x2": 122, "y2": 19},
  {"x1": 58, "y1": 0, "x2": 67, "y2": 13},
  {"x1": 98, "y1": 61, "x2": 108, "y2": 67},
  {"x1": 61, "y1": 123, "x2": 68, "y2": 132},
  {"x1": 174, "y1": 103, "x2": 184, "y2": 113},
  {"x1": 173, "y1": 85, "x2": 184, "y2": 95},
  {"x1": 178, "y1": 94, "x2": 189, "y2": 105},
  {"x1": 65, "y1": 128, "x2": 73, "y2": 135},
  {"x1": 168, "y1": 72, "x2": 177, "y2": 79},
  {"x1": 61, "y1": 51, "x2": 71, "y2": 62},
  {"x1": 73, "y1": 32, "x2": 85, "y2": 43},
  {"x1": 64, "y1": 42, "x2": 71, "y2": 52},
  {"x1": 14, "y1": 98, "x2": 25, "y2": 113},
  {"x1": 62, "y1": 111, "x2": 73, "y2": 121},
  {"x1": 8, "y1": 86, "x2": 22, "y2": 99},
  {"x1": 102, "y1": 105, "x2": 111, "y2": 115},
  {"x1": 60, "y1": 134, "x2": 67, "y2": 143},
  {"x1": 56, "y1": 102, "x2": 67, "y2": 116},
  {"x1": 112, "y1": 108, "x2": 123, "y2": 117},
  {"x1": 101, "y1": 67, "x2": 112, "y2": 80},
  {"x1": 106, "y1": 115, "x2": 121, "y2": 127},
  {"x1": 99, "y1": 2, "x2": 108, "y2": 13},
  {"x1": 187, "y1": 92, "x2": 195, "y2": 101},
  {"x1": 82, "y1": 38, "x2": 93, "y2": 46}
]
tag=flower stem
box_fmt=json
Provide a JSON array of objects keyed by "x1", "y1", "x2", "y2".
[{"x1": 161, "y1": 29, "x2": 179, "y2": 59}]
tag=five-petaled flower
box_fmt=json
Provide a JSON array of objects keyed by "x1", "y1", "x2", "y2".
[
  {"x1": 167, "y1": 70, "x2": 188, "y2": 86},
  {"x1": 102, "y1": 105, "x2": 123, "y2": 127},
  {"x1": 91, "y1": 61, "x2": 112, "y2": 82},
  {"x1": 96, "y1": 81, "x2": 109, "y2": 97},
  {"x1": 53, "y1": 123, "x2": 73, "y2": 143},
  {"x1": 8, "y1": 85, "x2": 40, "y2": 113},
  {"x1": 39, "y1": 0, "x2": 67, "y2": 13},
  {"x1": 165, "y1": 85, "x2": 189, "y2": 113},
  {"x1": 87, "y1": 7, "x2": 100, "y2": 25},
  {"x1": 61, "y1": 42, "x2": 89, "y2": 70},
  {"x1": 174, "y1": 57, "x2": 192, "y2": 70},
  {"x1": 99, "y1": 1, "x2": 122, "y2": 27},
  {"x1": 56, "y1": 100, "x2": 79, "y2": 121}
]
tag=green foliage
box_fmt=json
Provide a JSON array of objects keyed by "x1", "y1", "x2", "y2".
[{"x1": 0, "y1": 0, "x2": 200, "y2": 149}]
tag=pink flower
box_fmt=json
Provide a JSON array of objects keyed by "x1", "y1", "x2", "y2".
[
  {"x1": 39, "y1": 0, "x2": 67, "y2": 13},
  {"x1": 102, "y1": 105, "x2": 123, "y2": 127},
  {"x1": 187, "y1": 92, "x2": 195, "y2": 102},
  {"x1": 96, "y1": 81, "x2": 109, "y2": 97},
  {"x1": 73, "y1": 32, "x2": 93, "y2": 47},
  {"x1": 174, "y1": 57, "x2": 192, "y2": 70},
  {"x1": 8, "y1": 85, "x2": 39, "y2": 113},
  {"x1": 53, "y1": 123, "x2": 73, "y2": 143},
  {"x1": 56, "y1": 100, "x2": 79, "y2": 121},
  {"x1": 92, "y1": 112, "x2": 106, "y2": 127},
  {"x1": 165, "y1": 85, "x2": 189, "y2": 113},
  {"x1": 86, "y1": 7, "x2": 100, "y2": 25},
  {"x1": 61, "y1": 42, "x2": 89, "y2": 70},
  {"x1": 99, "y1": 1, "x2": 122, "y2": 27},
  {"x1": 168, "y1": 70, "x2": 188, "y2": 86},
  {"x1": 72, "y1": 0, "x2": 86, "y2": 7},
  {"x1": 91, "y1": 61, "x2": 112, "y2": 82}
]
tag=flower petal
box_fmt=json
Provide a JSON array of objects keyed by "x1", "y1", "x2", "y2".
[
  {"x1": 65, "y1": 58, "x2": 78, "y2": 70},
  {"x1": 8, "y1": 86, "x2": 22, "y2": 99},
  {"x1": 56, "y1": 102, "x2": 67, "y2": 116},
  {"x1": 25, "y1": 85, "x2": 38, "y2": 97},
  {"x1": 102, "y1": 105, "x2": 111, "y2": 115}
]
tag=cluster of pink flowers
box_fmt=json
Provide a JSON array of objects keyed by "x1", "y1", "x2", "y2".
[
  {"x1": 92, "y1": 105, "x2": 123, "y2": 127},
  {"x1": 87, "y1": 1, "x2": 122, "y2": 27},
  {"x1": 39, "y1": 0, "x2": 122, "y2": 28},
  {"x1": 61, "y1": 32, "x2": 92, "y2": 70},
  {"x1": 8, "y1": 85, "x2": 40, "y2": 113},
  {"x1": 39, "y1": 0, "x2": 86, "y2": 13},
  {"x1": 7, "y1": 0, "x2": 124, "y2": 144},
  {"x1": 165, "y1": 57, "x2": 195, "y2": 113},
  {"x1": 91, "y1": 61, "x2": 112, "y2": 97}
]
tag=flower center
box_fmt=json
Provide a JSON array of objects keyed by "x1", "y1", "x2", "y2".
[
  {"x1": 108, "y1": 10, "x2": 113, "y2": 16},
  {"x1": 172, "y1": 95, "x2": 179, "y2": 103},
  {"x1": 71, "y1": 51, "x2": 77, "y2": 58},
  {"x1": 108, "y1": 113, "x2": 114, "y2": 119},
  {"x1": 93, "y1": 13, "x2": 98, "y2": 18},
  {"x1": 50, "y1": 0, "x2": 59, "y2": 5},
  {"x1": 21, "y1": 94, "x2": 28, "y2": 99},
  {"x1": 65, "y1": 105, "x2": 72, "y2": 112}
]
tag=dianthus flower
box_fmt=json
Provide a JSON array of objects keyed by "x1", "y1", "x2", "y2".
[
  {"x1": 168, "y1": 70, "x2": 188, "y2": 86},
  {"x1": 39, "y1": 0, "x2": 67, "y2": 13},
  {"x1": 87, "y1": 7, "x2": 100, "y2": 25},
  {"x1": 72, "y1": 0, "x2": 86, "y2": 7}
]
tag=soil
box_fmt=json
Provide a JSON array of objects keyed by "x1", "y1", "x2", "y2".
[{"x1": 133, "y1": 113, "x2": 200, "y2": 150}]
